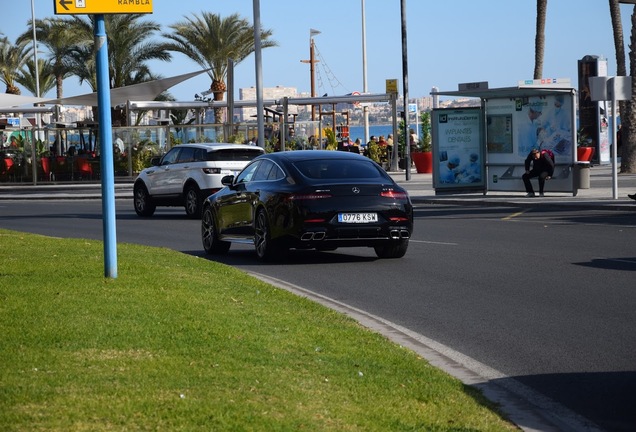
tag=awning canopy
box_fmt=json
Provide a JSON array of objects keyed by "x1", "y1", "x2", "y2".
[
  {"x1": 42, "y1": 68, "x2": 212, "y2": 107},
  {"x1": 431, "y1": 86, "x2": 575, "y2": 101},
  {"x1": 0, "y1": 94, "x2": 48, "y2": 109}
]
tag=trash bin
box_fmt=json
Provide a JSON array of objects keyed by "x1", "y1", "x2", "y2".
[{"x1": 575, "y1": 162, "x2": 591, "y2": 189}]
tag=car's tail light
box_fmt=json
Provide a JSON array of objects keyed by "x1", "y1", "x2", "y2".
[
  {"x1": 380, "y1": 189, "x2": 408, "y2": 199},
  {"x1": 389, "y1": 216, "x2": 410, "y2": 222},
  {"x1": 288, "y1": 193, "x2": 332, "y2": 200},
  {"x1": 202, "y1": 167, "x2": 222, "y2": 174},
  {"x1": 304, "y1": 218, "x2": 326, "y2": 223}
]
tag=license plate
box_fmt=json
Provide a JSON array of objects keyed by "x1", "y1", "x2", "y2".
[{"x1": 338, "y1": 213, "x2": 378, "y2": 223}]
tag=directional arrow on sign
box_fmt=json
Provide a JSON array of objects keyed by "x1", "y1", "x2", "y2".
[
  {"x1": 59, "y1": 0, "x2": 72, "y2": 11},
  {"x1": 54, "y1": 0, "x2": 152, "y2": 15}
]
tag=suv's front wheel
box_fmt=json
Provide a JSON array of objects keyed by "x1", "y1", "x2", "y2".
[
  {"x1": 134, "y1": 182, "x2": 156, "y2": 217},
  {"x1": 184, "y1": 184, "x2": 202, "y2": 218}
]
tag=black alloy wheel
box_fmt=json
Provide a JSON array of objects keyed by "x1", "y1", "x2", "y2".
[
  {"x1": 201, "y1": 206, "x2": 230, "y2": 254},
  {"x1": 254, "y1": 208, "x2": 281, "y2": 261}
]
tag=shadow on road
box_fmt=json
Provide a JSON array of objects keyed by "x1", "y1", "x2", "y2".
[
  {"x1": 492, "y1": 371, "x2": 636, "y2": 432},
  {"x1": 574, "y1": 257, "x2": 636, "y2": 272},
  {"x1": 189, "y1": 247, "x2": 378, "y2": 267}
]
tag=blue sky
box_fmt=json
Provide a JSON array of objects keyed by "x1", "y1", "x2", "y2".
[{"x1": 4, "y1": 0, "x2": 635, "y2": 101}]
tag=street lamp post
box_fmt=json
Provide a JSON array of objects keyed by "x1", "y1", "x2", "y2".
[
  {"x1": 400, "y1": 0, "x2": 411, "y2": 181},
  {"x1": 30, "y1": 0, "x2": 40, "y2": 99},
  {"x1": 361, "y1": 0, "x2": 369, "y2": 145},
  {"x1": 30, "y1": 0, "x2": 42, "y2": 187},
  {"x1": 252, "y1": 0, "x2": 265, "y2": 148}
]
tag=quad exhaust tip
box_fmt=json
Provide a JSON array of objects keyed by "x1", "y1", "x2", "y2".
[
  {"x1": 302, "y1": 230, "x2": 409, "y2": 241},
  {"x1": 390, "y1": 229, "x2": 410, "y2": 239},
  {"x1": 301, "y1": 232, "x2": 326, "y2": 241}
]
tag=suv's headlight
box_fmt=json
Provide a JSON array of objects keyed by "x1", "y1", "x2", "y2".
[{"x1": 202, "y1": 168, "x2": 221, "y2": 174}]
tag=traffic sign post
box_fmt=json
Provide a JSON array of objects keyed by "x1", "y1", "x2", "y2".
[
  {"x1": 351, "y1": 91, "x2": 361, "y2": 107},
  {"x1": 385, "y1": 79, "x2": 398, "y2": 94},
  {"x1": 54, "y1": 0, "x2": 152, "y2": 15},
  {"x1": 590, "y1": 76, "x2": 632, "y2": 199},
  {"x1": 53, "y1": 2, "x2": 154, "y2": 278},
  {"x1": 94, "y1": 15, "x2": 118, "y2": 278}
]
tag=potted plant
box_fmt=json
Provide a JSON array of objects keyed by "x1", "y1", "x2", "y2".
[
  {"x1": 576, "y1": 127, "x2": 595, "y2": 162},
  {"x1": 366, "y1": 136, "x2": 383, "y2": 165},
  {"x1": 324, "y1": 128, "x2": 338, "y2": 151},
  {"x1": 412, "y1": 111, "x2": 433, "y2": 173}
]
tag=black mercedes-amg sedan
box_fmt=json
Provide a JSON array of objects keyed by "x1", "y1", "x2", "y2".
[{"x1": 201, "y1": 150, "x2": 413, "y2": 261}]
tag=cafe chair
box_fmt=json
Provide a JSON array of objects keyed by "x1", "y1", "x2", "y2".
[
  {"x1": 54, "y1": 156, "x2": 70, "y2": 181},
  {"x1": 1, "y1": 157, "x2": 15, "y2": 181},
  {"x1": 75, "y1": 156, "x2": 93, "y2": 180},
  {"x1": 40, "y1": 157, "x2": 53, "y2": 181}
]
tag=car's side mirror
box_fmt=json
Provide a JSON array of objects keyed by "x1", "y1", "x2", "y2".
[
  {"x1": 221, "y1": 175, "x2": 235, "y2": 186},
  {"x1": 150, "y1": 156, "x2": 161, "y2": 166}
]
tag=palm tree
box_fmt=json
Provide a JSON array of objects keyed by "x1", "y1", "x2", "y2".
[
  {"x1": 64, "y1": 14, "x2": 171, "y2": 125},
  {"x1": 17, "y1": 17, "x2": 83, "y2": 100},
  {"x1": 65, "y1": 15, "x2": 170, "y2": 89},
  {"x1": 0, "y1": 36, "x2": 31, "y2": 94},
  {"x1": 608, "y1": 0, "x2": 632, "y2": 172},
  {"x1": 533, "y1": 0, "x2": 548, "y2": 79},
  {"x1": 163, "y1": 12, "x2": 277, "y2": 123},
  {"x1": 16, "y1": 58, "x2": 56, "y2": 97},
  {"x1": 623, "y1": 8, "x2": 636, "y2": 173},
  {"x1": 610, "y1": 1, "x2": 628, "y2": 77}
]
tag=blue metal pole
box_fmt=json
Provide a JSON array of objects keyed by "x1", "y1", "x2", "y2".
[{"x1": 95, "y1": 15, "x2": 118, "y2": 278}]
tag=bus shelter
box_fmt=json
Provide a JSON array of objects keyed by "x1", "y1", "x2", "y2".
[{"x1": 431, "y1": 86, "x2": 580, "y2": 196}]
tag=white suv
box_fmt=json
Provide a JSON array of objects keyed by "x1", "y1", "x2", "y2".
[{"x1": 133, "y1": 143, "x2": 264, "y2": 218}]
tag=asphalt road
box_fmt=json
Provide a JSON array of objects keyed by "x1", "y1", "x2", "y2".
[{"x1": 1, "y1": 199, "x2": 635, "y2": 432}]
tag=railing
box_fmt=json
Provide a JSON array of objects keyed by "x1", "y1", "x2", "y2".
[{"x1": 0, "y1": 123, "x2": 267, "y2": 184}]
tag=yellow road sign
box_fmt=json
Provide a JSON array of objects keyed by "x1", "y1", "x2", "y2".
[
  {"x1": 54, "y1": 0, "x2": 153, "y2": 15},
  {"x1": 386, "y1": 79, "x2": 398, "y2": 94}
]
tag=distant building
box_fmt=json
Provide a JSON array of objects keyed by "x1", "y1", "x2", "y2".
[
  {"x1": 439, "y1": 97, "x2": 480, "y2": 109},
  {"x1": 419, "y1": 96, "x2": 434, "y2": 111},
  {"x1": 431, "y1": 86, "x2": 439, "y2": 109}
]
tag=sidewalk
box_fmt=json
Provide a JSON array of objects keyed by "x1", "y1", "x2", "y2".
[
  {"x1": 1, "y1": 165, "x2": 635, "y2": 210},
  {"x1": 390, "y1": 164, "x2": 636, "y2": 211}
]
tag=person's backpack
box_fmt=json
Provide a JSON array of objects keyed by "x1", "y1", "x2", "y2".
[
  {"x1": 541, "y1": 149, "x2": 555, "y2": 163},
  {"x1": 540, "y1": 149, "x2": 555, "y2": 177}
]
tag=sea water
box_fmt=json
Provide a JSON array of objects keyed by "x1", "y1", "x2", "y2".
[{"x1": 349, "y1": 125, "x2": 395, "y2": 144}]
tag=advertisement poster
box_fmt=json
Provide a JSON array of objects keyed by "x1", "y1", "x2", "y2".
[
  {"x1": 485, "y1": 94, "x2": 576, "y2": 192},
  {"x1": 432, "y1": 108, "x2": 484, "y2": 190},
  {"x1": 599, "y1": 111, "x2": 610, "y2": 164},
  {"x1": 578, "y1": 56, "x2": 607, "y2": 164}
]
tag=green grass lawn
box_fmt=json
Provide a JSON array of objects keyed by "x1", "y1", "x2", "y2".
[{"x1": 0, "y1": 229, "x2": 518, "y2": 431}]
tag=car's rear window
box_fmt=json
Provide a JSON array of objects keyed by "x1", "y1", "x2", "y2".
[
  {"x1": 294, "y1": 159, "x2": 388, "y2": 180},
  {"x1": 206, "y1": 149, "x2": 263, "y2": 162}
]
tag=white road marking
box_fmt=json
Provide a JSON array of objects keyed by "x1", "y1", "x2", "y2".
[
  {"x1": 409, "y1": 239, "x2": 458, "y2": 245},
  {"x1": 502, "y1": 210, "x2": 528, "y2": 221}
]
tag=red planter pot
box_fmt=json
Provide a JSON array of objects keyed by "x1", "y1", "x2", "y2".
[
  {"x1": 577, "y1": 146, "x2": 595, "y2": 162},
  {"x1": 412, "y1": 151, "x2": 433, "y2": 173}
]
